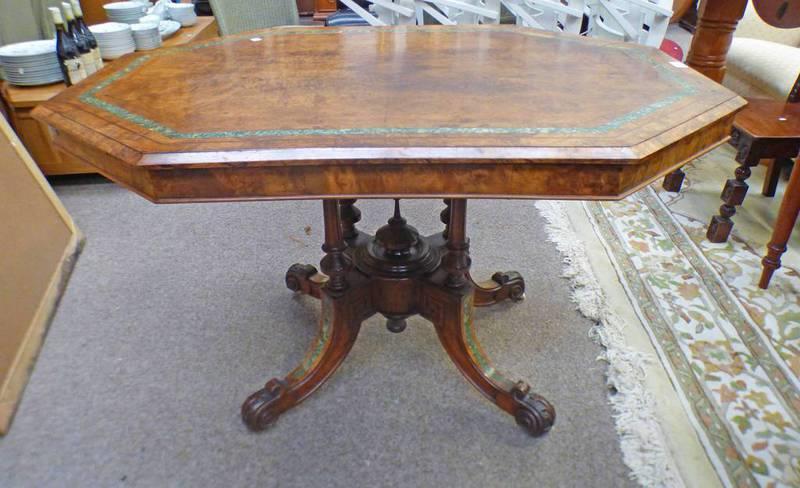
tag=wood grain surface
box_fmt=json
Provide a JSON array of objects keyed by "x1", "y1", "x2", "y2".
[{"x1": 34, "y1": 25, "x2": 746, "y2": 201}]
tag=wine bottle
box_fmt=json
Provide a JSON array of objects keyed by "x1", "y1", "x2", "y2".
[
  {"x1": 50, "y1": 6, "x2": 86, "y2": 86},
  {"x1": 71, "y1": 0, "x2": 103, "y2": 72},
  {"x1": 62, "y1": 2, "x2": 95, "y2": 75}
]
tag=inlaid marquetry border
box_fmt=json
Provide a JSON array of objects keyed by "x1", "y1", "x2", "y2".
[{"x1": 77, "y1": 26, "x2": 700, "y2": 140}]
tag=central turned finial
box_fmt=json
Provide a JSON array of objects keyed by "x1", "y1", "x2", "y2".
[
  {"x1": 374, "y1": 199, "x2": 419, "y2": 259},
  {"x1": 355, "y1": 199, "x2": 439, "y2": 278}
]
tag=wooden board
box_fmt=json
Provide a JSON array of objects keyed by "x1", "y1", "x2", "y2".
[{"x1": 0, "y1": 116, "x2": 82, "y2": 435}]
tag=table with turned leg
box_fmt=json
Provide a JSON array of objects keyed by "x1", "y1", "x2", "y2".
[{"x1": 34, "y1": 25, "x2": 744, "y2": 436}]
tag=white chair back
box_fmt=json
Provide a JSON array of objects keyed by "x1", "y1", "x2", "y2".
[
  {"x1": 586, "y1": 0, "x2": 672, "y2": 47},
  {"x1": 208, "y1": 0, "x2": 299, "y2": 35},
  {"x1": 336, "y1": 0, "x2": 416, "y2": 25},
  {"x1": 333, "y1": 0, "x2": 671, "y2": 50},
  {"x1": 501, "y1": 0, "x2": 586, "y2": 35},
  {"x1": 593, "y1": 12, "x2": 625, "y2": 41},
  {"x1": 414, "y1": 0, "x2": 501, "y2": 25}
]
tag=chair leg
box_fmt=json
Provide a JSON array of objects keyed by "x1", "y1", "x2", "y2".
[
  {"x1": 707, "y1": 136, "x2": 761, "y2": 243},
  {"x1": 762, "y1": 159, "x2": 782, "y2": 197},
  {"x1": 760, "y1": 160, "x2": 800, "y2": 289},
  {"x1": 662, "y1": 168, "x2": 686, "y2": 192}
]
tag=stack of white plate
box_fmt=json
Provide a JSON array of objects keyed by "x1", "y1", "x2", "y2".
[
  {"x1": 89, "y1": 23, "x2": 136, "y2": 60},
  {"x1": 0, "y1": 40, "x2": 63, "y2": 86},
  {"x1": 103, "y1": 1, "x2": 147, "y2": 24},
  {"x1": 166, "y1": 3, "x2": 197, "y2": 26},
  {"x1": 131, "y1": 23, "x2": 161, "y2": 51}
]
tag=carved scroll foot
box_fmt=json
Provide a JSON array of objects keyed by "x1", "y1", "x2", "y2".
[
  {"x1": 510, "y1": 381, "x2": 556, "y2": 436},
  {"x1": 423, "y1": 287, "x2": 555, "y2": 437},
  {"x1": 242, "y1": 378, "x2": 288, "y2": 430},
  {"x1": 285, "y1": 263, "x2": 325, "y2": 299},
  {"x1": 471, "y1": 271, "x2": 525, "y2": 307},
  {"x1": 242, "y1": 294, "x2": 365, "y2": 431}
]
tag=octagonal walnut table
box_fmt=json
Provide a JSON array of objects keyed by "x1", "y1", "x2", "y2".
[{"x1": 34, "y1": 25, "x2": 745, "y2": 436}]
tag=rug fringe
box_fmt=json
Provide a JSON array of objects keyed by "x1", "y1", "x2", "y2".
[{"x1": 534, "y1": 201, "x2": 684, "y2": 488}]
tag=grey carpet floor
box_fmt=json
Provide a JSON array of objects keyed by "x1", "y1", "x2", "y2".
[{"x1": 1, "y1": 177, "x2": 636, "y2": 488}]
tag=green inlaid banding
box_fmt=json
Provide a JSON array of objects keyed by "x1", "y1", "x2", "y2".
[
  {"x1": 289, "y1": 296, "x2": 333, "y2": 380},
  {"x1": 462, "y1": 294, "x2": 508, "y2": 384},
  {"x1": 78, "y1": 28, "x2": 699, "y2": 141}
]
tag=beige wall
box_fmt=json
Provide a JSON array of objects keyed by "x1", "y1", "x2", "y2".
[{"x1": 0, "y1": 0, "x2": 65, "y2": 47}]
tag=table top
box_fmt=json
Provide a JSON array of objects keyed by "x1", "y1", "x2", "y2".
[
  {"x1": 34, "y1": 25, "x2": 745, "y2": 202},
  {"x1": 1, "y1": 17, "x2": 217, "y2": 108}
]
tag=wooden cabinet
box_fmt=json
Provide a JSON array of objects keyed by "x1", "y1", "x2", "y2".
[
  {"x1": 1, "y1": 96, "x2": 93, "y2": 174},
  {"x1": 76, "y1": 0, "x2": 116, "y2": 25},
  {"x1": 1, "y1": 17, "x2": 218, "y2": 176},
  {"x1": 671, "y1": 0, "x2": 694, "y2": 22},
  {"x1": 313, "y1": 0, "x2": 337, "y2": 21},
  {"x1": 297, "y1": 0, "x2": 316, "y2": 16}
]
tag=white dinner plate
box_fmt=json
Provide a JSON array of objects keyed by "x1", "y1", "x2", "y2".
[
  {"x1": 104, "y1": 1, "x2": 146, "y2": 11},
  {"x1": 0, "y1": 40, "x2": 56, "y2": 58},
  {"x1": 90, "y1": 22, "x2": 133, "y2": 34},
  {"x1": 0, "y1": 59, "x2": 58, "y2": 67},
  {"x1": 132, "y1": 23, "x2": 159, "y2": 33}
]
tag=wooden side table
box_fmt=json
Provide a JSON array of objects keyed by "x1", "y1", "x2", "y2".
[
  {"x1": 1, "y1": 17, "x2": 218, "y2": 176},
  {"x1": 707, "y1": 100, "x2": 800, "y2": 243}
]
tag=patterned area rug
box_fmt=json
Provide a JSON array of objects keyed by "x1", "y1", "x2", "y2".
[{"x1": 585, "y1": 152, "x2": 800, "y2": 487}]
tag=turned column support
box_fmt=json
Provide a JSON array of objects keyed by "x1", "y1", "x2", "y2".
[
  {"x1": 685, "y1": 0, "x2": 748, "y2": 83},
  {"x1": 340, "y1": 199, "x2": 361, "y2": 242},
  {"x1": 440, "y1": 198, "x2": 451, "y2": 239},
  {"x1": 443, "y1": 199, "x2": 470, "y2": 288},
  {"x1": 320, "y1": 200, "x2": 350, "y2": 295}
]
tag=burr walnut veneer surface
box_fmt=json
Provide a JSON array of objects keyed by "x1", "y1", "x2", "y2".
[{"x1": 34, "y1": 25, "x2": 745, "y2": 201}]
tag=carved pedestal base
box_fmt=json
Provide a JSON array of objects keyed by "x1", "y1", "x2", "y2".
[{"x1": 242, "y1": 199, "x2": 555, "y2": 437}]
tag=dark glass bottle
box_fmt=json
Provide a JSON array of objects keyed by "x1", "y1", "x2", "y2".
[
  {"x1": 62, "y1": 2, "x2": 95, "y2": 75},
  {"x1": 50, "y1": 6, "x2": 86, "y2": 86},
  {"x1": 71, "y1": 0, "x2": 103, "y2": 71}
]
